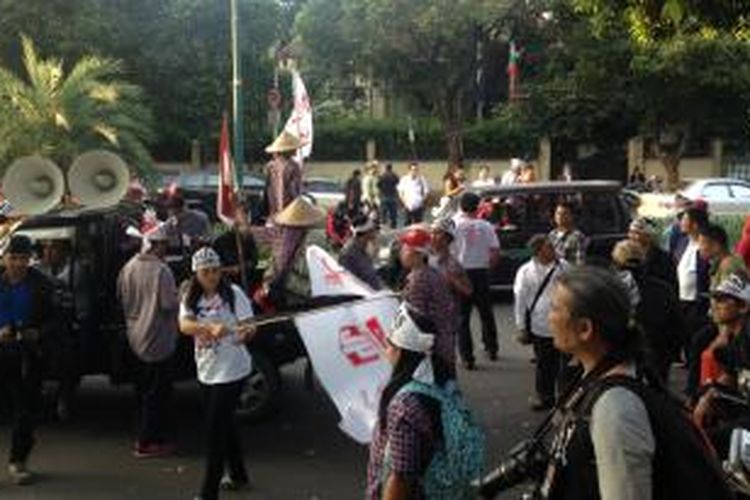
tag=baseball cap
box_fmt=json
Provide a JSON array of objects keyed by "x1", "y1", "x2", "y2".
[
  {"x1": 399, "y1": 226, "x2": 432, "y2": 254},
  {"x1": 711, "y1": 273, "x2": 750, "y2": 304}
]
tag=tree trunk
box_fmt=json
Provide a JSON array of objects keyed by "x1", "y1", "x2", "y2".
[
  {"x1": 440, "y1": 91, "x2": 464, "y2": 166},
  {"x1": 661, "y1": 153, "x2": 681, "y2": 192}
]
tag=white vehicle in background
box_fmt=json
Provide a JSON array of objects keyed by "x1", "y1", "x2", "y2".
[
  {"x1": 303, "y1": 177, "x2": 345, "y2": 211},
  {"x1": 638, "y1": 178, "x2": 750, "y2": 217}
]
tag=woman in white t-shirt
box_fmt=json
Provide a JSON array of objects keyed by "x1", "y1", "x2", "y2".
[{"x1": 179, "y1": 247, "x2": 256, "y2": 500}]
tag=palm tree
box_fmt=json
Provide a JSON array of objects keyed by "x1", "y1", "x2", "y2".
[{"x1": 0, "y1": 35, "x2": 155, "y2": 177}]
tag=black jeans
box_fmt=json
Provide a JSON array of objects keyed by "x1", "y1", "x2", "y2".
[
  {"x1": 200, "y1": 379, "x2": 248, "y2": 500},
  {"x1": 404, "y1": 207, "x2": 424, "y2": 225},
  {"x1": 532, "y1": 336, "x2": 561, "y2": 404},
  {"x1": 380, "y1": 199, "x2": 398, "y2": 228},
  {"x1": 0, "y1": 350, "x2": 42, "y2": 464},
  {"x1": 459, "y1": 269, "x2": 499, "y2": 363},
  {"x1": 134, "y1": 358, "x2": 173, "y2": 445},
  {"x1": 680, "y1": 300, "x2": 710, "y2": 397}
]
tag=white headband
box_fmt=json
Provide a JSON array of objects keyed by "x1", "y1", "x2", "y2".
[
  {"x1": 388, "y1": 304, "x2": 435, "y2": 354},
  {"x1": 192, "y1": 246, "x2": 222, "y2": 271}
]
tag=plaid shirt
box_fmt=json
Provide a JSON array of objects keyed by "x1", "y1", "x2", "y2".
[
  {"x1": 367, "y1": 392, "x2": 439, "y2": 500},
  {"x1": 403, "y1": 265, "x2": 457, "y2": 369},
  {"x1": 548, "y1": 228, "x2": 588, "y2": 265}
]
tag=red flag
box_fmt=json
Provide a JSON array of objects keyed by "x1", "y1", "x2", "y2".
[{"x1": 217, "y1": 114, "x2": 236, "y2": 225}]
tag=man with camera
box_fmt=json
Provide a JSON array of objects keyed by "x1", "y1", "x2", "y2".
[
  {"x1": 0, "y1": 235, "x2": 57, "y2": 485},
  {"x1": 481, "y1": 267, "x2": 731, "y2": 500}
]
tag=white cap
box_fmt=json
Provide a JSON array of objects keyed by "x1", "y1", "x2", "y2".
[
  {"x1": 191, "y1": 246, "x2": 222, "y2": 272},
  {"x1": 712, "y1": 273, "x2": 750, "y2": 304}
]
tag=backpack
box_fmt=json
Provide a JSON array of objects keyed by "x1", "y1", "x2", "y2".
[
  {"x1": 388, "y1": 381, "x2": 485, "y2": 500},
  {"x1": 578, "y1": 375, "x2": 733, "y2": 500}
]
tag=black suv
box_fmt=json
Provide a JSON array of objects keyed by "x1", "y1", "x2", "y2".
[
  {"x1": 12, "y1": 203, "x2": 305, "y2": 420},
  {"x1": 476, "y1": 181, "x2": 632, "y2": 289}
]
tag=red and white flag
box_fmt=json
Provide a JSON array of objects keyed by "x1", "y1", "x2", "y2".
[
  {"x1": 217, "y1": 114, "x2": 237, "y2": 225},
  {"x1": 284, "y1": 70, "x2": 313, "y2": 165}
]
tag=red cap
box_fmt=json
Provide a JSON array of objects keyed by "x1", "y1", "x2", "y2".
[{"x1": 399, "y1": 226, "x2": 432, "y2": 251}]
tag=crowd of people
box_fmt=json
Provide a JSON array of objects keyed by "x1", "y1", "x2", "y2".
[{"x1": 3, "y1": 142, "x2": 750, "y2": 499}]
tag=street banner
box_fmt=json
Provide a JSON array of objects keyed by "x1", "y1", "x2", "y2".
[
  {"x1": 306, "y1": 245, "x2": 376, "y2": 298},
  {"x1": 294, "y1": 294, "x2": 398, "y2": 444},
  {"x1": 284, "y1": 70, "x2": 313, "y2": 165},
  {"x1": 217, "y1": 114, "x2": 237, "y2": 226}
]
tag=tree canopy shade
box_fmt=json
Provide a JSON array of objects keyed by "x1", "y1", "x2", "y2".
[
  {"x1": 522, "y1": 0, "x2": 750, "y2": 187},
  {"x1": 571, "y1": 0, "x2": 750, "y2": 45},
  {"x1": 0, "y1": 0, "x2": 282, "y2": 164},
  {"x1": 295, "y1": 0, "x2": 514, "y2": 164},
  {"x1": 0, "y1": 36, "x2": 155, "y2": 177}
]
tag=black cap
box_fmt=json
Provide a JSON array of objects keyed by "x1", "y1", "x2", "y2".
[{"x1": 6, "y1": 235, "x2": 33, "y2": 256}]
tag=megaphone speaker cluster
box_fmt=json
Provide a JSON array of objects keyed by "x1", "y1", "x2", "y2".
[
  {"x1": 1, "y1": 150, "x2": 130, "y2": 216},
  {"x1": 3, "y1": 156, "x2": 65, "y2": 215},
  {"x1": 68, "y1": 150, "x2": 129, "y2": 209}
]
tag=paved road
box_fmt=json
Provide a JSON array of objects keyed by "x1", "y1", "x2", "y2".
[{"x1": 0, "y1": 301, "x2": 546, "y2": 499}]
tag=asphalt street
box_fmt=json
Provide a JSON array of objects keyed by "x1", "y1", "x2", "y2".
[{"x1": 0, "y1": 300, "x2": 548, "y2": 500}]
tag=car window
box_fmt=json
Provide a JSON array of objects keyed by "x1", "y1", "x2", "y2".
[
  {"x1": 730, "y1": 183, "x2": 750, "y2": 198},
  {"x1": 579, "y1": 192, "x2": 621, "y2": 234},
  {"x1": 701, "y1": 183, "x2": 730, "y2": 199},
  {"x1": 305, "y1": 181, "x2": 341, "y2": 193}
]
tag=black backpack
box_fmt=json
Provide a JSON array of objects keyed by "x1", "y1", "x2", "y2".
[{"x1": 578, "y1": 375, "x2": 734, "y2": 500}]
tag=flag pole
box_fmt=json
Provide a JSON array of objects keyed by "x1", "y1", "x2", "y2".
[{"x1": 231, "y1": 0, "x2": 245, "y2": 185}]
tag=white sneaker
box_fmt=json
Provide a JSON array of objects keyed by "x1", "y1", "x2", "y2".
[{"x1": 8, "y1": 462, "x2": 34, "y2": 485}]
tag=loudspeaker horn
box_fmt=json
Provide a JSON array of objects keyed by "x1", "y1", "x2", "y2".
[
  {"x1": 68, "y1": 150, "x2": 130, "y2": 209},
  {"x1": 2, "y1": 156, "x2": 65, "y2": 215}
]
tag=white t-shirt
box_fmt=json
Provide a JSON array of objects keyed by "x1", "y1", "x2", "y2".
[
  {"x1": 452, "y1": 212, "x2": 500, "y2": 270},
  {"x1": 179, "y1": 284, "x2": 253, "y2": 385},
  {"x1": 397, "y1": 174, "x2": 430, "y2": 211},
  {"x1": 677, "y1": 240, "x2": 699, "y2": 301}
]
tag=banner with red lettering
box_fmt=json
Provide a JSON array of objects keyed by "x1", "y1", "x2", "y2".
[
  {"x1": 306, "y1": 245, "x2": 376, "y2": 298},
  {"x1": 294, "y1": 294, "x2": 398, "y2": 444}
]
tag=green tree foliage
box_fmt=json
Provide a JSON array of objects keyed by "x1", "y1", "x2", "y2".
[
  {"x1": 296, "y1": 0, "x2": 513, "y2": 164},
  {"x1": 0, "y1": 36, "x2": 154, "y2": 176},
  {"x1": 0, "y1": 0, "x2": 282, "y2": 164},
  {"x1": 567, "y1": 0, "x2": 750, "y2": 187}
]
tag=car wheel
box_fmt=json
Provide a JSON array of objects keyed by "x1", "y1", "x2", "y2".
[{"x1": 236, "y1": 351, "x2": 280, "y2": 421}]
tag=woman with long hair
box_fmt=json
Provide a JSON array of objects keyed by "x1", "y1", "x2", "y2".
[
  {"x1": 366, "y1": 304, "x2": 450, "y2": 500},
  {"x1": 179, "y1": 247, "x2": 256, "y2": 500}
]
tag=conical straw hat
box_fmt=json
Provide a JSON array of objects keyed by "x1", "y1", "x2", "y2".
[
  {"x1": 273, "y1": 196, "x2": 325, "y2": 227},
  {"x1": 265, "y1": 131, "x2": 302, "y2": 154}
]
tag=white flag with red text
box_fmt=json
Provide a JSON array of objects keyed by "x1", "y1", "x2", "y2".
[
  {"x1": 294, "y1": 294, "x2": 398, "y2": 444},
  {"x1": 284, "y1": 70, "x2": 313, "y2": 164},
  {"x1": 217, "y1": 115, "x2": 237, "y2": 226},
  {"x1": 306, "y1": 245, "x2": 376, "y2": 298}
]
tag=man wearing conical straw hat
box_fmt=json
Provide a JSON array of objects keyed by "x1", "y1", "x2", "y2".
[
  {"x1": 262, "y1": 195, "x2": 325, "y2": 310},
  {"x1": 264, "y1": 131, "x2": 303, "y2": 219}
]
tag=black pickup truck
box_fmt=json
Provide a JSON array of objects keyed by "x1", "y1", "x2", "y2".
[
  {"x1": 475, "y1": 181, "x2": 633, "y2": 289},
  {"x1": 11, "y1": 203, "x2": 305, "y2": 420}
]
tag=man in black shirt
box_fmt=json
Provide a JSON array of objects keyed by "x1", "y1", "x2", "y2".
[
  {"x1": 212, "y1": 204, "x2": 258, "y2": 290},
  {"x1": 377, "y1": 163, "x2": 400, "y2": 228}
]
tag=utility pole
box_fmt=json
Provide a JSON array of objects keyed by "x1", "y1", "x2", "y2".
[{"x1": 231, "y1": 0, "x2": 245, "y2": 185}]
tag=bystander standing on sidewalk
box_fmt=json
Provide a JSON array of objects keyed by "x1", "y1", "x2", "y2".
[
  {"x1": 377, "y1": 163, "x2": 400, "y2": 228},
  {"x1": 398, "y1": 163, "x2": 430, "y2": 225}
]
